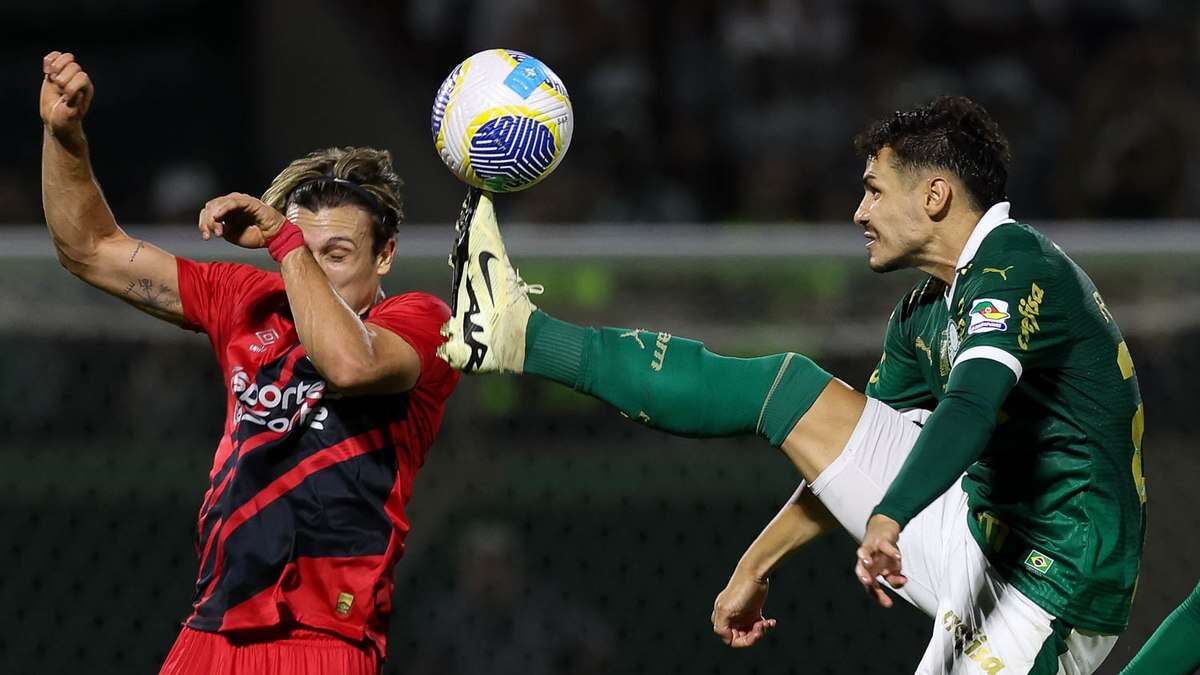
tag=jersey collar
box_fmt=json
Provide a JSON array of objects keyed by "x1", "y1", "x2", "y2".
[{"x1": 945, "y1": 201, "x2": 1016, "y2": 308}]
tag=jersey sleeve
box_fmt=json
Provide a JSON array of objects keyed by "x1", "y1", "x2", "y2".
[
  {"x1": 952, "y1": 250, "x2": 1069, "y2": 380},
  {"x1": 872, "y1": 357, "x2": 1016, "y2": 528},
  {"x1": 866, "y1": 298, "x2": 936, "y2": 411},
  {"x1": 365, "y1": 292, "x2": 454, "y2": 387},
  {"x1": 176, "y1": 258, "x2": 273, "y2": 347}
]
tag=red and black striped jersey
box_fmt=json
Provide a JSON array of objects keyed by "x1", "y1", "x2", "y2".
[{"x1": 174, "y1": 258, "x2": 458, "y2": 656}]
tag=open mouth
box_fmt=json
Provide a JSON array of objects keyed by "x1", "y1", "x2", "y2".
[{"x1": 864, "y1": 231, "x2": 877, "y2": 247}]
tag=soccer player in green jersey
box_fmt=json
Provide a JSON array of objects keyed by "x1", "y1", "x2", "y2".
[{"x1": 437, "y1": 96, "x2": 1145, "y2": 674}]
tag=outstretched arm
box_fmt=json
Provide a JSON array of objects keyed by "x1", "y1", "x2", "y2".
[
  {"x1": 711, "y1": 484, "x2": 838, "y2": 648},
  {"x1": 40, "y1": 51, "x2": 183, "y2": 324}
]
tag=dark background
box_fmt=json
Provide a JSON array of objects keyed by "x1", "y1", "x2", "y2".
[
  {"x1": 3, "y1": 0, "x2": 1199, "y2": 227},
  {"x1": 2, "y1": 1, "x2": 1199, "y2": 674}
]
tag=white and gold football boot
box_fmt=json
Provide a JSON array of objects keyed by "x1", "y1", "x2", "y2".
[{"x1": 437, "y1": 188, "x2": 542, "y2": 374}]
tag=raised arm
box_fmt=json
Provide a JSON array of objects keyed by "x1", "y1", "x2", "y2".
[
  {"x1": 40, "y1": 51, "x2": 184, "y2": 325},
  {"x1": 196, "y1": 193, "x2": 423, "y2": 395}
]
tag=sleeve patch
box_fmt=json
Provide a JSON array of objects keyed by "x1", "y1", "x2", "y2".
[{"x1": 966, "y1": 298, "x2": 1011, "y2": 335}]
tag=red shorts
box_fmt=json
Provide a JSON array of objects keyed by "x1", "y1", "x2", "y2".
[{"x1": 159, "y1": 626, "x2": 380, "y2": 675}]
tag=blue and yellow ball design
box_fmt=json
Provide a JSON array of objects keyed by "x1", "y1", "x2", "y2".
[{"x1": 432, "y1": 49, "x2": 573, "y2": 193}]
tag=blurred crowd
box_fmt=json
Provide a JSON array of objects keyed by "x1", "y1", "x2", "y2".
[
  {"x1": 3, "y1": 0, "x2": 1198, "y2": 226},
  {"x1": 399, "y1": 0, "x2": 1200, "y2": 223}
]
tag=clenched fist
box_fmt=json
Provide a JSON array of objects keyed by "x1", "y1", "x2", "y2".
[{"x1": 41, "y1": 51, "x2": 94, "y2": 144}]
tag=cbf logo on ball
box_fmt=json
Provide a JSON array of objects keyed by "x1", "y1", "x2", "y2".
[{"x1": 432, "y1": 49, "x2": 574, "y2": 193}]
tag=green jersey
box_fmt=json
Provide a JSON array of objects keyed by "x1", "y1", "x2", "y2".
[{"x1": 866, "y1": 207, "x2": 1146, "y2": 634}]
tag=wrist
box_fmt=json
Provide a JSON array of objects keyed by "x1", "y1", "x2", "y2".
[
  {"x1": 260, "y1": 211, "x2": 289, "y2": 242},
  {"x1": 45, "y1": 122, "x2": 86, "y2": 153},
  {"x1": 868, "y1": 509, "x2": 905, "y2": 531},
  {"x1": 735, "y1": 556, "x2": 774, "y2": 585},
  {"x1": 267, "y1": 219, "x2": 305, "y2": 263}
]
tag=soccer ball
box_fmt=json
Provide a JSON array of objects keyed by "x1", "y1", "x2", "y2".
[{"x1": 431, "y1": 49, "x2": 573, "y2": 193}]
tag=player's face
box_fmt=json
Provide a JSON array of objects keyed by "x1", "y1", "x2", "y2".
[
  {"x1": 853, "y1": 148, "x2": 932, "y2": 273},
  {"x1": 287, "y1": 204, "x2": 396, "y2": 311}
]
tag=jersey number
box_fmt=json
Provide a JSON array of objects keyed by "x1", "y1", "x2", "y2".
[{"x1": 1117, "y1": 341, "x2": 1147, "y2": 504}]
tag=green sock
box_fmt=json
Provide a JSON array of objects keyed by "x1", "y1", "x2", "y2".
[
  {"x1": 524, "y1": 310, "x2": 832, "y2": 445},
  {"x1": 1120, "y1": 582, "x2": 1200, "y2": 674}
]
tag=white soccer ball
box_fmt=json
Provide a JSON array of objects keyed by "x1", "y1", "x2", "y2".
[{"x1": 431, "y1": 49, "x2": 574, "y2": 193}]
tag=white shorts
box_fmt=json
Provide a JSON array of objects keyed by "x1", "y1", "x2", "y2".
[{"x1": 806, "y1": 398, "x2": 1118, "y2": 675}]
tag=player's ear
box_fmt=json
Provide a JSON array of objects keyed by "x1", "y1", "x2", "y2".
[
  {"x1": 924, "y1": 177, "x2": 952, "y2": 220},
  {"x1": 375, "y1": 236, "x2": 396, "y2": 275}
]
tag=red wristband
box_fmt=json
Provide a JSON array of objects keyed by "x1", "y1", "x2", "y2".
[{"x1": 267, "y1": 219, "x2": 305, "y2": 263}]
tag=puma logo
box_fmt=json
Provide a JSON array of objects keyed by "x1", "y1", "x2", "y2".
[
  {"x1": 915, "y1": 336, "x2": 933, "y2": 364},
  {"x1": 620, "y1": 329, "x2": 646, "y2": 349},
  {"x1": 982, "y1": 266, "x2": 1014, "y2": 280}
]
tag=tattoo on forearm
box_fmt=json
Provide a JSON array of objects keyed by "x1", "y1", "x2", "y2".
[
  {"x1": 124, "y1": 278, "x2": 181, "y2": 312},
  {"x1": 129, "y1": 240, "x2": 146, "y2": 263}
]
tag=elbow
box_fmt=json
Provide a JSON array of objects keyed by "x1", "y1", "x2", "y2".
[
  {"x1": 53, "y1": 242, "x2": 95, "y2": 278},
  {"x1": 319, "y1": 355, "x2": 419, "y2": 395},
  {"x1": 320, "y1": 359, "x2": 379, "y2": 393},
  {"x1": 51, "y1": 231, "x2": 113, "y2": 279}
]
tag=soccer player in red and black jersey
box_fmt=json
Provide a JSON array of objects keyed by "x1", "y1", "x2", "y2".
[{"x1": 40, "y1": 51, "x2": 458, "y2": 674}]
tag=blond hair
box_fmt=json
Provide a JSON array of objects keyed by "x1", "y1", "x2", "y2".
[{"x1": 262, "y1": 147, "x2": 404, "y2": 253}]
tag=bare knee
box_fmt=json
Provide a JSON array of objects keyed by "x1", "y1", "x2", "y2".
[{"x1": 779, "y1": 379, "x2": 867, "y2": 481}]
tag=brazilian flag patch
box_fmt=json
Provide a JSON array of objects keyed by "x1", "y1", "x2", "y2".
[{"x1": 1024, "y1": 550, "x2": 1055, "y2": 575}]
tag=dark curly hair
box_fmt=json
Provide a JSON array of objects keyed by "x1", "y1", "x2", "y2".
[
  {"x1": 261, "y1": 147, "x2": 405, "y2": 255},
  {"x1": 854, "y1": 96, "x2": 1011, "y2": 212}
]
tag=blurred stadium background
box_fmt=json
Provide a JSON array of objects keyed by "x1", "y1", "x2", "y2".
[{"x1": 2, "y1": 1, "x2": 1199, "y2": 673}]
